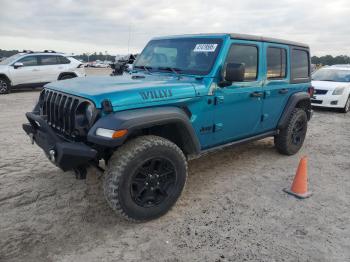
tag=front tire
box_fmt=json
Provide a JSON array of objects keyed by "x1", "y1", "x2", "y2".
[
  {"x1": 274, "y1": 108, "x2": 308, "y2": 155},
  {"x1": 0, "y1": 78, "x2": 11, "y2": 94},
  {"x1": 104, "y1": 135, "x2": 188, "y2": 221},
  {"x1": 341, "y1": 96, "x2": 350, "y2": 113}
]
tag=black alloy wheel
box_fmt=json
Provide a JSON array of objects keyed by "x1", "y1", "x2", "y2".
[{"x1": 130, "y1": 157, "x2": 176, "y2": 207}]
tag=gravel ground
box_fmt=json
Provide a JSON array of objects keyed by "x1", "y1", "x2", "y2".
[{"x1": 0, "y1": 70, "x2": 349, "y2": 261}]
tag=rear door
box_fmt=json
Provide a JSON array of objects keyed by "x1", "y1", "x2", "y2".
[
  {"x1": 38, "y1": 55, "x2": 63, "y2": 82},
  {"x1": 212, "y1": 40, "x2": 264, "y2": 146},
  {"x1": 260, "y1": 43, "x2": 290, "y2": 131}
]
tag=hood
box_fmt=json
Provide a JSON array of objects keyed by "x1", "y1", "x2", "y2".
[
  {"x1": 0, "y1": 65, "x2": 8, "y2": 73},
  {"x1": 312, "y1": 80, "x2": 350, "y2": 91},
  {"x1": 45, "y1": 74, "x2": 199, "y2": 109}
]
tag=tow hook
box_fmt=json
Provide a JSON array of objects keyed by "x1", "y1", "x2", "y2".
[
  {"x1": 49, "y1": 150, "x2": 56, "y2": 163},
  {"x1": 73, "y1": 166, "x2": 87, "y2": 180}
]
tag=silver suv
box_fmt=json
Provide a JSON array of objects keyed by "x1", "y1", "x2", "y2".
[{"x1": 0, "y1": 50, "x2": 85, "y2": 94}]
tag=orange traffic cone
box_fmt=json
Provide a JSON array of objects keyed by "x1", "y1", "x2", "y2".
[{"x1": 283, "y1": 156, "x2": 312, "y2": 199}]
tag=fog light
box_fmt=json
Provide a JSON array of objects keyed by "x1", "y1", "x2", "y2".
[{"x1": 330, "y1": 101, "x2": 338, "y2": 105}]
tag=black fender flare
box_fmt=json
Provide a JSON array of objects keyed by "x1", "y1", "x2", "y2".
[
  {"x1": 87, "y1": 106, "x2": 201, "y2": 154},
  {"x1": 278, "y1": 92, "x2": 311, "y2": 129}
]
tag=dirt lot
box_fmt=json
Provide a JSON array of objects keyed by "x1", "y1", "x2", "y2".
[{"x1": 0, "y1": 69, "x2": 349, "y2": 261}]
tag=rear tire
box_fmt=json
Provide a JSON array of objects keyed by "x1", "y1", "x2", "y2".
[
  {"x1": 59, "y1": 74, "x2": 76, "y2": 80},
  {"x1": 341, "y1": 96, "x2": 350, "y2": 113},
  {"x1": 104, "y1": 135, "x2": 187, "y2": 221},
  {"x1": 274, "y1": 108, "x2": 308, "y2": 155},
  {"x1": 0, "y1": 78, "x2": 11, "y2": 94}
]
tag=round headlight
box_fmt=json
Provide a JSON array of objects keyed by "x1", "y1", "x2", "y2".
[{"x1": 75, "y1": 102, "x2": 94, "y2": 127}]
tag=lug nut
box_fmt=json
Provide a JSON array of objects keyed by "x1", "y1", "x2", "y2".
[
  {"x1": 145, "y1": 182, "x2": 149, "y2": 186},
  {"x1": 151, "y1": 187, "x2": 154, "y2": 191}
]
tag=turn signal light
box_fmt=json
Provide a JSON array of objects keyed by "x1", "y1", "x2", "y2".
[
  {"x1": 96, "y1": 128, "x2": 128, "y2": 139},
  {"x1": 112, "y1": 129, "x2": 128, "y2": 139}
]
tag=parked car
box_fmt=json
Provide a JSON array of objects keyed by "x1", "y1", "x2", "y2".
[
  {"x1": 311, "y1": 65, "x2": 350, "y2": 112},
  {"x1": 0, "y1": 50, "x2": 86, "y2": 94},
  {"x1": 23, "y1": 33, "x2": 312, "y2": 221}
]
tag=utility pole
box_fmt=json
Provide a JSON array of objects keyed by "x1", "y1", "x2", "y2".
[{"x1": 127, "y1": 23, "x2": 132, "y2": 54}]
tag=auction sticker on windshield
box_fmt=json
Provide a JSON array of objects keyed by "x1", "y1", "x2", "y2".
[{"x1": 193, "y1": 44, "x2": 218, "y2": 52}]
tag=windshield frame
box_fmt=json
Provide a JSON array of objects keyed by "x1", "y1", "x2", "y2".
[
  {"x1": 133, "y1": 37, "x2": 224, "y2": 77},
  {"x1": 312, "y1": 68, "x2": 350, "y2": 83}
]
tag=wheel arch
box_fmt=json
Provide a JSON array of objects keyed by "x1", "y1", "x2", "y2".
[
  {"x1": 278, "y1": 92, "x2": 311, "y2": 129},
  {"x1": 0, "y1": 74, "x2": 11, "y2": 84},
  {"x1": 58, "y1": 72, "x2": 77, "y2": 80},
  {"x1": 87, "y1": 106, "x2": 201, "y2": 156}
]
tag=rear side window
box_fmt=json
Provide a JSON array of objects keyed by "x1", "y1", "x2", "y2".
[
  {"x1": 291, "y1": 49, "x2": 310, "y2": 82},
  {"x1": 18, "y1": 56, "x2": 38, "y2": 66},
  {"x1": 267, "y1": 47, "x2": 287, "y2": 79},
  {"x1": 226, "y1": 44, "x2": 258, "y2": 81},
  {"x1": 40, "y1": 55, "x2": 59, "y2": 65},
  {"x1": 58, "y1": 56, "x2": 71, "y2": 64}
]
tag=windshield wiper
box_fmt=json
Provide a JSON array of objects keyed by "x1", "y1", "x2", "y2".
[
  {"x1": 134, "y1": 65, "x2": 153, "y2": 74},
  {"x1": 158, "y1": 66, "x2": 182, "y2": 76}
]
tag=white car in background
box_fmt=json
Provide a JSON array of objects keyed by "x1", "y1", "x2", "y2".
[
  {"x1": 0, "y1": 51, "x2": 85, "y2": 94},
  {"x1": 311, "y1": 65, "x2": 350, "y2": 113}
]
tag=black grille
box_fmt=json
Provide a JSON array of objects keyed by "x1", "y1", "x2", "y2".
[
  {"x1": 39, "y1": 89, "x2": 89, "y2": 136},
  {"x1": 311, "y1": 99, "x2": 323, "y2": 104},
  {"x1": 314, "y1": 89, "x2": 328, "y2": 95}
]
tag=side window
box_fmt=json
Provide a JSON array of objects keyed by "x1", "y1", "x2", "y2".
[
  {"x1": 226, "y1": 44, "x2": 258, "y2": 81},
  {"x1": 267, "y1": 47, "x2": 287, "y2": 79},
  {"x1": 17, "y1": 56, "x2": 38, "y2": 66},
  {"x1": 58, "y1": 56, "x2": 71, "y2": 64},
  {"x1": 40, "y1": 55, "x2": 59, "y2": 65},
  {"x1": 291, "y1": 49, "x2": 310, "y2": 82}
]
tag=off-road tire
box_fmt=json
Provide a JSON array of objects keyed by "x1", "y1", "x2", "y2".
[
  {"x1": 0, "y1": 78, "x2": 11, "y2": 94},
  {"x1": 274, "y1": 108, "x2": 308, "y2": 155},
  {"x1": 104, "y1": 135, "x2": 188, "y2": 221},
  {"x1": 341, "y1": 95, "x2": 350, "y2": 113},
  {"x1": 59, "y1": 74, "x2": 76, "y2": 80}
]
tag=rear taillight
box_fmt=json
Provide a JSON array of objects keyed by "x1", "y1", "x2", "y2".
[{"x1": 308, "y1": 86, "x2": 314, "y2": 97}]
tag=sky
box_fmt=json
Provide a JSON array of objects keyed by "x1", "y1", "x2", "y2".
[{"x1": 0, "y1": 0, "x2": 349, "y2": 56}]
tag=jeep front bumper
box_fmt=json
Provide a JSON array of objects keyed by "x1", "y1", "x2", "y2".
[{"x1": 22, "y1": 112, "x2": 97, "y2": 171}]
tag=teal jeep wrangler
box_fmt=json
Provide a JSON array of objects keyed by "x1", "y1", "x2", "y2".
[{"x1": 23, "y1": 33, "x2": 313, "y2": 221}]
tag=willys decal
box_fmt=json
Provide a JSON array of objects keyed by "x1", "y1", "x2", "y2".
[{"x1": 139, "y1": 89, "x2": 173, "y2": 100}]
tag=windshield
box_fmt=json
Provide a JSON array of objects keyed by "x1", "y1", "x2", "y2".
[
  {"x1": 0, "y1": 53, "x2": 22, "y2": 65},
  {"x1": 134, "y1": 38, "x2": 223, "y2": 75},
  {"x1": 312, "y1": 68, "x2": 350, "y2": 82}
]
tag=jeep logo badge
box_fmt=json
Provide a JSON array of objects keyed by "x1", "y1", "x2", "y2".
[{"x1": 139, "y1": 89, "x2": 173, "y2": 100}]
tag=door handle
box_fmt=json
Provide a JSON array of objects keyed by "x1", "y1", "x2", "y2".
[
  {"x1": 32, "y1": 69, "x2": 40, "y2": 72},
  {"x1": 250, "y1": 92, "x2": 264, "y2": 98},
  {"x1": 278, "y1": 88, "x2": 289, "y2": 94}
]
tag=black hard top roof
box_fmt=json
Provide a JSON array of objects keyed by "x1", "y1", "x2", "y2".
[
  {"x1": 229, "y1": 33, "x2": 309, "y2": 48},
  {"x1": 155, "y1": 33, "x2": 309, "y2": 49}
]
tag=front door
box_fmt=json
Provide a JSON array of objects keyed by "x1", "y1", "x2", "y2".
[
  {"x1": 212, "y1": 41, "x2": 264, "y2": 146},
  {"x1": 9, "y1": 55, "x2": 42, "y2": 86}
]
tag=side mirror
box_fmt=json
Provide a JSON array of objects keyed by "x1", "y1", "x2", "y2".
[
  {"x1": 225, "y1": 63, "x2": 245, "y2": 82},
  {"x1": 13, "y1": 62, "x2": 24, "y2": 69}
]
